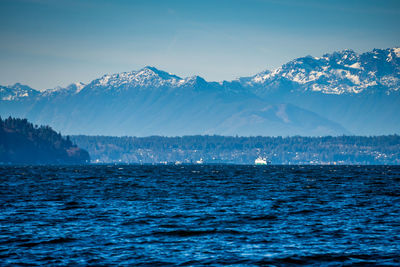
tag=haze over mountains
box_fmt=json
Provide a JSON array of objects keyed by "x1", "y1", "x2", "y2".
[{"x1": 1, "y1": 47, "x2": 399, "y2": 136}]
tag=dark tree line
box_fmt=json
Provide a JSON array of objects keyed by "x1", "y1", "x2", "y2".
[
  {"x1": 0, "y1": 117, "x2": 89, "y2": 164},
  {"x1": 71, "y1": 134, "x2": 400, "y2": 165}
]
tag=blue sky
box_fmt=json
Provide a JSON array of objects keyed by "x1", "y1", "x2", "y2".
[{"x1": 0, "y1": 0, "x2": 399, "y2": 89}]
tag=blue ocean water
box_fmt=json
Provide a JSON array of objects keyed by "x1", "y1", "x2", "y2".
[{"x1": 0, "y1": 165, "x2": 399, "y2": 266}]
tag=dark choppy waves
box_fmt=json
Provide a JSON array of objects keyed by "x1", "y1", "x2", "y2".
[{"x1": 1, "y1": 165, "x2": 399, "y2": 265}]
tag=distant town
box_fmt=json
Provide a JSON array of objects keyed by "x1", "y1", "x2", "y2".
[{"x1": 71, "y1": 135, "x2": 400, "y2": 165}]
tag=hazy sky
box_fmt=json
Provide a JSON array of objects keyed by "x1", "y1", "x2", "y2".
[{"x1": 0, "y1": 0, "x2": 399, "y2": 89}]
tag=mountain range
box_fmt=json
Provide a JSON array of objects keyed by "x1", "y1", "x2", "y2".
[{"x1": 1, "y1": 47, "x2": 399, "y2": 136}]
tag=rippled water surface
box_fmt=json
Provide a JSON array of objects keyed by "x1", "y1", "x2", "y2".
[{"x1": 1, "y1": 165, "x2": 400, "y2": 266}]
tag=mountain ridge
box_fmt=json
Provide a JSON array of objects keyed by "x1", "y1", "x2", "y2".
[
  {"x1": 240, "y1": 47, "x2": 400, "y2": 96},
  {"x1": 2, "y1": 47, "x2": 400, "y2": 97},
  {"x1": 1, "y1": 47, "x2": 399, "y2": 136},
  {"x1": 2, "y1": 47, "x2": 399, "y2": 98}
]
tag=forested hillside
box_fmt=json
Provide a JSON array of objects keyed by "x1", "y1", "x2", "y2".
[
  {"x1": 71, "y1": 135, "x2": 400, "y2": 165},
  {"x1": 0, "y1": 117, "x2": 89, "y2": 164}
]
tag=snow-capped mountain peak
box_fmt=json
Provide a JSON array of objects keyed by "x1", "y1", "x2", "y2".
[
  {"x1": 2, "y1": 47, "x2": 399, "y2": 98},
  {"x1": 392, "y1": 47, "x2": 400, "y2": 57},
  {"x1": 41, "y1": 82, "x2": 86, "y2": 97},
  {"x1": 0, "y1": 83, "x2": 39, "y2": 100},
  {"x1": 244, "y1": 47, "x2": 400, "y2": 95},
  {"x1": 67, "y1": 82, "x2": 86, "y2": 93},
  {"x1": 82, "y1": 66, "x2": 213, "y2": 92},
  {"x1": 182, "y1": 75, "x2": 207, "y2": 86},
  {"x1": 139, "y1": 66, "x2": 182, "y2": 80},
  {"x1": 90, "y1": 66, "x2": 184, "y2": 90}
]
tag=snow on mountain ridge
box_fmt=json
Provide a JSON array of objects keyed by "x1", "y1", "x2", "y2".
[
  {"x1": 2, "y1": 47, "x2": 399, "y2": 97},
  {"x1": 83, "y1": 66, "x2": 215, "y2": 92},
  {"x1": 69, "y1": 82, "x2": 86, "y2": 93},
  {"x1": 246, "y1": 47, "x2": 400, "y2": 94},
  {"x1": 43, "y1": 82, "x2": 86, "y2": 95},
  {"x1": 0, "y1": 83, "x2": 39, "y2": 100},
  {"x1": 91, "y1": 66, "x2": 184, "y2": 89},
  {"x1": 393, "y1": 47, "x2": 400, "y2": 57}
]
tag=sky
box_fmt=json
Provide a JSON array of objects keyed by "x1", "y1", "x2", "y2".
[{"x1": 0, "y1": 0, "x2": 399, "y2": 90}]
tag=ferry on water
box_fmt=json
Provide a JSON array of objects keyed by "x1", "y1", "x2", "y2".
[
  {"x1": 196, "y1": 158, "x2": 204, "y2": 164},
  {"x1": 254, "y1": 157, "x2": 268, "y2": 165}
]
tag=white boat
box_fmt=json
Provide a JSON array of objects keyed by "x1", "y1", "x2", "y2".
[
  {"x1": 255, "y1": 157, "x2": 267, "y2": 165},
  {"x1": 196, "y1": 158, "x2": 204, "y2": 164}
]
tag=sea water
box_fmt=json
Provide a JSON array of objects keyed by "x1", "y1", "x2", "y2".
[{"x1": 0, "y1": 165, "x2": 399, "y2": 265}]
